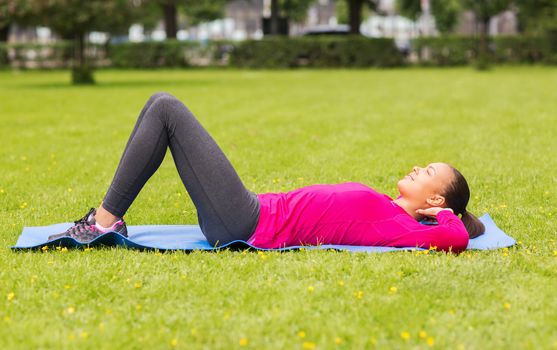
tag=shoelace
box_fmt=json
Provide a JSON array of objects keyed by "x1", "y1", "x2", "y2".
[{"x1": 67, "y1": 208, "x2": 97, "y2": 236}]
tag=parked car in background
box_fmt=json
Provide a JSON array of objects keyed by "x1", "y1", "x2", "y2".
[{"x1": 303, "y1": 24, "x2": 350, "y2": 36}]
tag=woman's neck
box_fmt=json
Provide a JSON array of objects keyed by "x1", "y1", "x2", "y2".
[{"x1": 392, "y1": 197, "x2": 421, "y2": 220}]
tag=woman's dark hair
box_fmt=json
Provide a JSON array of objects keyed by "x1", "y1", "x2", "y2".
[{"x1": 443, "y1": 165, "x2": 485, "y2": 239}]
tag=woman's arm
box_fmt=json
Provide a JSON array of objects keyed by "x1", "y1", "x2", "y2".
[
  {"x1": 395, "y1": 209, "x2": 469, "y2": 253},
  {"x1": 417, "y1": 210, "x2": 469, "y2": 253}
]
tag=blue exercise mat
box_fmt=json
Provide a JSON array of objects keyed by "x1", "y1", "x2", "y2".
[{"x1": 12, "y1": 213, "x2": 515, "y2": 252}]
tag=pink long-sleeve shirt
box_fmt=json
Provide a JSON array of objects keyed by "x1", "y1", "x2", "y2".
[{"x1": 247, "y1": 182, "x2": 469, "y2": 253}]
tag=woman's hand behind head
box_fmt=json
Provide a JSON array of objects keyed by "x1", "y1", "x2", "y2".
[{"x1": 416, "y1": 207, "x2": 454, "y2": 219}]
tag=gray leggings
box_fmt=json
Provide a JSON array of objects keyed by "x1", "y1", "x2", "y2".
[{"x1": 102, "y1": 92, "x2": 261, "y2": 246}]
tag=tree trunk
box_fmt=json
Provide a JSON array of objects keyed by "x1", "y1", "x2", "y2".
[
  {"x1": 270, "y1": 0, "x2": 279, "y2": 35},
  {"x1": 0, "y1": 24, "x2": 9, "y2": 42},
  {"x1": 77, "y1": 32, "x2": 85, "y2": 68},
  {"x1": 476, "y1": 17, "x2": 490, "y2": 70},
  {"x1": 162, "y1": 3, "x2": 178, "y2": 39},
  {"x1": 348, "y1": 0, "x2": 364, "y2": 35},
  {"x1": 72, "y1": 32, "x2": 94, "y2": 84}
]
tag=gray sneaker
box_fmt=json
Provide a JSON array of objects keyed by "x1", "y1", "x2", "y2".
[{"x1": 47, "y1": 207, "x2": 128, "y2": 243}]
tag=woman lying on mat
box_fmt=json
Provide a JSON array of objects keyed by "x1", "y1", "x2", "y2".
[{"x1": 48, "y1": 92, "x2": 484, "y2": 253}]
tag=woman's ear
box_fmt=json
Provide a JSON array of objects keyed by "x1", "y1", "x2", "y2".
[{"x1": 426, "y1": 194, "x2": 446, "y2": 207}]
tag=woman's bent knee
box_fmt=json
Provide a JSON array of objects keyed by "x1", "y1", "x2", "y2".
[{"x1": 150, "y1": 91, "x2": 174, "y2": 103}]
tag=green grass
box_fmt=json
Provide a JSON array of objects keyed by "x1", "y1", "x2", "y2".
[{"x1": 1, "y1": 67, "x2": 556, "y2": 349}]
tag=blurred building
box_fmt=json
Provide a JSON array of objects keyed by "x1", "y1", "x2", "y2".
[{"x1": 455, "y1": 10, "x2": 518, "y2": 36}]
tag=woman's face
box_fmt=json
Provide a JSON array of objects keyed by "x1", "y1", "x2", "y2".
[{"x1": 397, "y1": 162, "x2": 455, "y2": 207}]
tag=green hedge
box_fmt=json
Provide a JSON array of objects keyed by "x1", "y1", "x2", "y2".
[
  {"x1": 2, "y1": 35, "x2": 555, "y2": 69},
  {"x1": 413, "y1": 34, "x2": 557, "y2": 66},
  {"x1": 229, "y1": 36, "x2": 404, "y2": 68},
  {"x1": 493, "y1": 34, "x2": 557, "y2": 64},
  {"x1": 108, "y1": 40, "x2": 192, "y2": 68},
  {"x1": 10, "y1": 42, "x2": 73, "y2": 68},
  {"x1": 107, "y1": 40, "x2": 236, "y2": 68},
  {"x1": 413, "y1": 36, "x2": 476, "y2": 66}
]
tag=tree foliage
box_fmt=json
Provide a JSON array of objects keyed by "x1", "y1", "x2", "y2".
[
  {"x1": 147, "y1": 0, "x2": 229, "y2": 38},
  {"x1": 397, "y1": 0, "x2": 461, "y2": 33},
  {"x1": 514, "y1": 0, "x2": 557, "y2": 33},
  {"x1": 183, "y1": 0, "x2": 228, "y2": 25},
  {"x1": 0, "y1": 0, "x2": 34, "y2": 27},
  {"x1": 28, "y1": 0, "x2": 141, "y2": 84},
  {"x1": 30, "y1": 0, "x2": 140, "y2": 37},
  {"x1": 281, "y1": 0, "x2": 315, "y2": 23}
]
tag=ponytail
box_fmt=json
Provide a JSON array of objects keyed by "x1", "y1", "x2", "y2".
[
  {"x1": 444, "y1": 165, "x2": 486, "y2": 239},
  {"x1": 460, "y1": 211, "x2": 485, "y2": 239}
]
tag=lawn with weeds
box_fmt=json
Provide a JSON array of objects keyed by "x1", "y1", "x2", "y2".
[{"x1": 0, "y1": 67, "x2": 556, "y2": 349}]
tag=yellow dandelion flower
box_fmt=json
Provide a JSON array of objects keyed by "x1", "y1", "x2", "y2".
[
  {"x1": 134, "y1": 282, "x2": 142, "y2": 289},
  {"x1": 503, "y1": 302, "x2": 511, "y2": 309},
  {"x1": 68, "y1": 333, "x2": 76, "y2": 341},
  {"x1": 3, "y1": 316, "x2": 10, "y2": 322},
  {"x1": 419, "y1": 331, "x2": 427, "y2": 339},
  {"x1": 136, "y1": 304, "x2": 142, "y2": 311},
  {"x1": 191, "y1": 328, "x2": 198, "y2": 336},
  {"x1": 426, "y1": 336, "x2": 435, "y2": 346},
  {"x1": 223, "y1": 312, "x2": 230, "y2": 320},
  {"x1": 64, "y1": 284, "x2": 72, "y2": 289},
  {"x1": 400, "y1": 331, "x2": 410, "y2": 340},
  {"x1": 239, "y1": 338, "x2": 248, "y2": 346},
  {"x1": 99, "y1": 323, "x2": 105, "y2": 331},
  {"x1": 61, "y1": 247, "x2": 68, "y2": 252},
  {"x1": 20, "y1": 155, "x2": 27, "y2": 161},
  {"x1": 171, "y1": 338, "x2": 178, "y2": 347},
  {"x1": 298, "y1": 331, "x2": 306, "y2": 338},
  {"x1": 389, "y1": 286, "x2": 397, "y2": 294},
  {"x1": 56, "y1": 246, "x2": 61, "y2": 251},
  {"x1": 80, "y1": 331, "x2": 88, "y2": 339},
  {"x1": 41, "y1": 245, "x2": 48, "y2": 252},
  {"x1": 307, "y1": 286, "x2": 314, "y2": 292},
  {"x1": 334, "y1": 337, "x2": 342, "y2": 344},
  {"x1": 354, "y1": 290, "x2": 364, "y2": 299},
  {"x1": 0, "y1": 188, "x2": 4, "y2": 193},
  {"x1": 553, "y1": 251, "x2": 557, "y2": 256},
  {"x1": 303, "y1": 341, "x2": 316, "y2": 349},
  {"x1": 67, "y1": 188, "x2": 73, "y2": 192},
  {"x1": 338, "y1": 280, "x2": 345, "y2": 287},
  {"x1": 7, "y1": 292, "x2": 15, "y2": 301},
  {"x1": 66, "y1": 307, "x2": 75, "y2": 314}
]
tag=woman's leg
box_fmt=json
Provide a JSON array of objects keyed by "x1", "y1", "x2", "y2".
[{"x1": 99, "y1": 92, "x2": 260, "y2": 246}]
